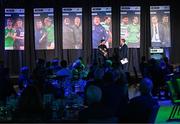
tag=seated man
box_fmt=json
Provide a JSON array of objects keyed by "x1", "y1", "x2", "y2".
[
  {"x1": 56, "y1": 60, "x2": 71, "y2": 78},
  {"x1": 50, "y1": 58, "x2": 61, "y2": 74},
  {"x1": 18, "y1": 66, "x2": 31, "y2": 91},
  {"x1": 79, "y1": 85, "x2": 113, "y2": 122},
  {"x1": 124, "y1": 78, "x2": 159, "y2": 123}
]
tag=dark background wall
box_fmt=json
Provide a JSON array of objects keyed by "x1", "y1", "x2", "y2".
[{"x1": 0, "y1": 0, "x2": 179, "y2": 75}]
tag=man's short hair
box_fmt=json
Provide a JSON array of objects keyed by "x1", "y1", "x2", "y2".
[
  {"x1": 104, "y1": 16, "x2": 110, "y2": 21},
  {"x1": 60, "y1": 60, "x2": 67, "y2": 68},
  {"x1": 121, "y1": 38, "x2": 126, "y2": 43},
  {"x1": 93, "y1": 16, "x2": 100, "y2": 19},
  {"x1": 122, "y1": 16, "x2": 128, "y2": 19},
  {"x1": 35, "y1": 19, "x2": 42, "y2": 23},
  {"x1": 151, "y1": 15, "x2": 158, "y2": 19},
  {"x1": 44, "y1": 17, "x2": 52, "y2": 22},
  {"x1": 100, "y1": 39, "x2": 105, "y2": 43},
  {"x1": 7, "y1": 18, "x2": 12, "y2": 21},
  {"x1": 162, "y1": 15, "x2": 168, "y2": 18},
  {"x1": 16, "y1": 18, "x2": 22, "y2": 22}
]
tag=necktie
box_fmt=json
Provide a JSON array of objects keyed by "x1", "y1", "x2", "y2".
[{"x1": 155, "y1": 25, "x2": 157, "y2": 34}]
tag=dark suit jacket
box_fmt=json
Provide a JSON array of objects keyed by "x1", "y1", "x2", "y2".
[
  {"x1": 119, "y1": 44, "x2": 128, "y2": 71},
  {"x1": 125, "y1": 94, "x2": 159, "y2": 123},
  {"x1": 101, "y1": 83, "x2": 128, "y2": 117},
  {"x1": 98, "y1": 44, "x2": 108, "y2": 58},
  {"x1": 151, "y1": 23, "x2": 165, "y2": 47},
  {"x1": 119, "y1": 44, "x2": 128, "y2": 60}
]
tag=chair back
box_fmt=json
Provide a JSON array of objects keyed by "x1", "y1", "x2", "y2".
[
  {"x1": 176, "y1": 78, "x2": 180, "y2": 94},
  {"x1": 167, "y1": 80, "x2": 178, "y2": 103}
]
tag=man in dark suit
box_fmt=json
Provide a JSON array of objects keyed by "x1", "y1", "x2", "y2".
[
  {"x1": 124, "y1": 78, "x2": 159, "y2": 123},
  {"x1": 98, "y1": 39, "x2": 108, "y2": 65},
  {"x1": 151, "y1": 15, "x2": 164, "y2": 47},
  {"x1": 79, "y1": 85, "x2": 113, "y2": 123},
  {"x1": 119, "y1": 38, "x2": 128, "y2": 72}
]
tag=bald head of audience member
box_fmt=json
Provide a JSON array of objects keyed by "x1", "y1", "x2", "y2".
[
  {"x1": 140, "y1": 78, "x2": 153, "y2": 96},
  {"x1": 86, "y1": 85, "x2": 102, "y2": 105}
]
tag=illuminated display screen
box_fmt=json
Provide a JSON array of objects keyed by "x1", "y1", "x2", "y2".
[
  {"x1": 92, "y1": 7, "x2": 112, "y2": 48},
  {"x1": 120, "y1": 6, "x2": 141, "y2": 48},
  {"x1": 5, "y1": 8, "x2": 25, "y2": 50},
  {"x1": 150, "y1": 6, "x2": 171, "y2": 47},
  {"x1": 34, "y1": 8, "x2": 55, "y2": 50},
  {"x1": 62, "y1": 8, "x2": 82, "y2": 49}
]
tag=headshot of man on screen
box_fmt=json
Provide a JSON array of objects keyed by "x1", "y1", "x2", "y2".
[
  {"x1": 151, "y1": 15, "x2": 164, "y2": 47},
  {"x1": 5, "y1": 18, "x2": 16, "y2": 50},
  {"x1": 161, "y1": 15, "x2": 171, "y2": 47},
  {"x1": 63, "y1": 17, "x2": 74, "y2": 49},
  {"x1": 92, "y1": 16, "x2": 108, "y2": 49},
  {"x1": 44, "y1": 17, "x2": 54, "y2": 49},
  {"x1": 126, "y1": 16, "x2": 140, "y2": 45},
  {"x1": 120, "y1": 16, "x2": 129, "y2": 40},
  {"x1": 100, "y1": 16, "x2": 112, "y2": 48},
  {"x1": 35, "y1": 19, "x2": 47, "y2": 49},
  {"x1": 72, "y1": 16, "x2": 82, "y2": 49},
  {"x1": 14, "y1": 18, "x2": 24, "y2": 50}
]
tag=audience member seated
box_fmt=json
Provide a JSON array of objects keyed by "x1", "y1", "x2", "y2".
[
  {"x1": 163, "y1": 57, "x2": 173, "y2": 74},
  {"x1": 56, "y1": 60, "x2": 72, "y2": 79},
  {"x1": 79, "y1": 85, "x2": 114, "y2": 123},
  {"x1": 50, "y1": 58, "x2": 61, "y2": 74},
  {"x1": 43, "y1": 82, "x2": 57, "y2": 99},
  {"x1": 104, "y1": 59, "x2": 113, "y2": 73},
  {"x1": 148, "y1": 58, "x2": 164, "y2": 96},
  {"x1": 93, "y1": 65, "x2": 105, "y2": 81},
  {"x1": 32, "y1": 58, "x2": 47, "y2": 93},
  {"x1": 0, "y1": 67, "x2": 16, "y2": 104},
  {"x1": 140, "y1": 56, "x2": 149, "y2": 77},
  {"x1": 162, "y1": 57, "x2": 174, "y2": 81},
  {"x1": 83, "y1": 79, "x2": 103, "y2": 106},
  {"x1": 13, "y1": 85, "x2": 45, "y2": 122},
  {"x1": 18, "y1": 66, "x2": 31, "y2": 91},
  {"x1": 45, "y1": 61, "x2": 53, "y2": 75},
  {"x1": 71, "y1": 57, "x2": 86, "y2": 80},
  {"x1": 78, "y1": 57, "x2": 89, "y2": 79},
  {"x1": 113, "y1": 66, "x2": 129, "y2": 101},
  {"x1": 101, "y1": 71, "x2": 128, "y2": 118},
  {"x1": 124, "y1": 78, "x2": 159, "y2": 123}
]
